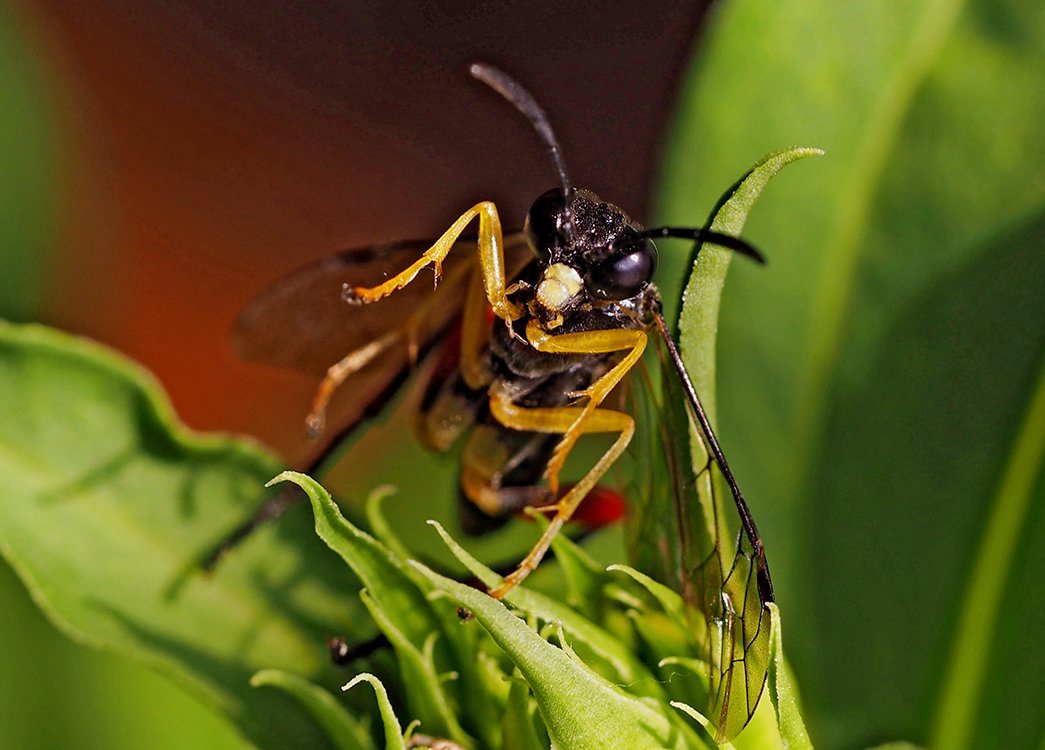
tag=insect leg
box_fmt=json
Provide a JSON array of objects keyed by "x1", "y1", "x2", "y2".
[
  {"x1": 486, "y1": 388, "x2": 635, "y2": 598},
  {"x1": 457, "y1": 262, "x2": 496, "y2": 390},
  {"x1": 313, "y1": 203, "x2": 522, "y2": 431},
  {"x1": 306, "y1": 253, "x2": 478, "y2": 435},
  {"x1": 344, "y1": 201, "x2": 522, "y2": 326},
  {"x1": 523, "y1": 320, "x2": 647, "y2": 494},
  {"x1": 483, "y1": 326, "x2": 646, "y2": 598},
  {"x1": 306, "y1": 329, "x2": 405, "y2": 436}
]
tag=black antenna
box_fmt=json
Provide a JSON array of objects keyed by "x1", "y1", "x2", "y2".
[
  {"x1": 620, "y1": 226, "x2": 767, "y2": 265},
  {"x1": 470, "y1": 63, "x2": 575, "y2": 241}
]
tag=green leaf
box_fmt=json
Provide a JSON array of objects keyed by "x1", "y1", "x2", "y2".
[
  {"x1": 646, "y1": 147, "x2": 819, "y2": 743},
  {"x1": 429, "y1": 522, "x2": 665, "y2": 702},
  {"x1": 251, "y1": 669, "x2": 376, "y2": 750},
  {"x1": 660, "y1": 1, "x2": 1045, "y2": 746},
  {"x1": 767, "y1": 605, "x2": 813, "y2": 750},
  {"x1": 358, "y1": 591, "x2": 473, "y2": 747},
  {"x1": 365, "y1": 486, "x2": 414, "y2": 563},
  {"x1": 412, "y1": 563, "x2": 691, "y2": 750},
  {"x1": 271, "y1": 471, "x2": 442, "y2": 649},
  {"x1": 343, "y1": 674, "x2": 407, "y2": 750},
  {"x1": 671, "y1": 702, "x2": 736, "y2": 750},
  {"x1": 502, "y1": 674, "x2": 549, "y2": 750},
  {"x1": 274, "y1": 472, "x2": 498, "y2": 746},
  {"x1": 928, "y1": 252, "x2": 1045, "y2": 748},
  {"x1": 0, "y1": 322, "x2": 366, "y2": 749},
  {"x1": 678, "y1": 147, "x2": 824, "y2": 418}
]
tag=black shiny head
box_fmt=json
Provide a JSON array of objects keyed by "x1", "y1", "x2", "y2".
[
  {"x1": 472, "y1": 62, "x2": 765, "y2": 308},
  {"x1": 527, "y1": 187, "x2": 659, "y2": 302}
]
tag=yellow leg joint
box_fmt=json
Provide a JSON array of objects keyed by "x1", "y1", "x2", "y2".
[{"x1": 345, "y1": 201, "x2": 523, "y2": 325}]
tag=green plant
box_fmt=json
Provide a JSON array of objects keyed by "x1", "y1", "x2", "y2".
[{"x1": 0, "y1": 149, "x2": 816, "y2": 749}]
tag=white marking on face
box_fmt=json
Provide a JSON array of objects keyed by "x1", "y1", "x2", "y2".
[{"x1": 535, "y1": 263, "x2": 583, "y2": 312}]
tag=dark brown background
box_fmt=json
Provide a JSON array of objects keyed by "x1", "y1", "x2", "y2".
[{"x1": 27, "y1": 0, "x2": 714, "y2": 462}]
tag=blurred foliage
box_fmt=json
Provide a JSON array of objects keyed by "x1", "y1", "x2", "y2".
[
  {"x1": 658, "y1": 0, "x2": 1044, "y2": 748},
  {"x1": 0, "y1": 2, "x2": 55, "y2": 323},
  {"x1": 0, "y1": 5, "x2": 246, "y2": 750}
]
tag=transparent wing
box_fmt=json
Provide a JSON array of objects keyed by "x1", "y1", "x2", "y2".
[
  {"x1": 234, "y1": 233, "x2": 531, "y2": 374},
  {"x1": 232, "y1": 232, "x2": 532, "y2": 432},
  {"x1": 627, "y1": 314, "x2": 773, "y2": 743},
  {"x1": 201, "y1": 232, "x2": 533, "y2": 569}
]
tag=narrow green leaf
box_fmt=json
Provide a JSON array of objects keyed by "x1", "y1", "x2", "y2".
[
  {"x1": 671, "y1": 702, "x2": 735, "y2": 750},
  {"x1": 670, "y1": 148, "x2": 819, "y2": 743},
  {"x1": 284, "y1": 475, "x2": 501, "y2": 749},
  {"x1": 767, "y1": 605, "x2": 813, "y2": 750},
  {"x1": 343, "y1": 674, "x2": 407, "y2": 750},
  {"x1": 606, "y1": 565, "x2": 687, "y2": 625},
  {"x1": 251, "y1": 669, "x2": 376, "y2": 750},
  {"x1": 271, "y1": 471, "x2": 440, "y2": 647},
  {"x1": 430, "y1": 523, "x2": 662, "y2": 699},
  {"x1": 502, "y1": 674, "x2": 548, "y2": 750},
  {"x1": 359, "y1": 591, "x2": 472, "y2": 747},
  {"x1": 930, "y1": 335, "x2": 1045, "y2": 748},
  {"x1": 662, "y1": 1, "x2": 1045, "y2": 745},
  {"x1": 807, "y1": 213, "x2": 1045, "y2": 748},
  {"x1": 364, "y1": 486, "x2": 413, "y2": 563},
  {"x1": 678, "y1": 147, "x2": 824, "y2": 419},
  {"x1": 547, "y1": 524, "x2": 608, "y2": 615}
]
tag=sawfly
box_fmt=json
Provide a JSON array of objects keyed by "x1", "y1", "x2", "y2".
[{"x1": 223, "y1": 63, "x2": 775, "y2": 741}]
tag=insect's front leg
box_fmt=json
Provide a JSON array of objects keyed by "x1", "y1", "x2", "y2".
[
  {"x1": 484, "y1": 324, "x2": 647, "y2": 599},
  {"x1": 344, "y1": 201, "x2": 522, "y2": 326},
  {"x1": 310, "y1": 202, "x2": 523, "y2": 432}
]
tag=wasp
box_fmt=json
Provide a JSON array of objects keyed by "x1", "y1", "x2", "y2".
[{"x1": 225, "y1": 63, "x2": 774, "y2": 740}]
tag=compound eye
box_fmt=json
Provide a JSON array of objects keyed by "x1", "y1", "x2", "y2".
[
  {"x1": 524, "y1": 188, "x2": 568, "y2": 262},
  {"x1": 585, "y1": 238, "x2": 657, "y2": 300}
]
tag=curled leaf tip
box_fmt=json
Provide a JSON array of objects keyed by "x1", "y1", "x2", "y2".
[{"x1": 265, "y1": 469, "x2": 300, "y2": 488}]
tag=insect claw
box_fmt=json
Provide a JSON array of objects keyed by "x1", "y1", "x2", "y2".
[
  {"x1": 505, "y1": 318, "x2": 527, "y2": 344},
  {"x1": 341, "y1": 283, "x2": 364, "y2": 305},
  {"x1": 305, "y1": 411, "x2": 326, "y2": 439}
]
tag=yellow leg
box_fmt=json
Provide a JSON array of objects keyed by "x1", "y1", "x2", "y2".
[
  {"x1": 345, "y1": 201, "x2": 522, "y2": 325},
  {"x1": 309, "y1": 203, "x2": 520, "y2": 434},
  {"x1": 306, "y1": 329, "x2": 403, "y2": 436},
  {"x1": 487, "y1": 387, "x2": 636, "y2": 598},
  {"x1": 483, "y1": 323, "x2": 648, "y2": 598},
  {"x1": 524, "y1": 320, "x2": 647, "y2": 493},
  {"x1": 458, "y1": 263, "x2": 495, "y2": 390},
  {"x1": 306, "y1": 254, "x2": 476, "y2": 436}
]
